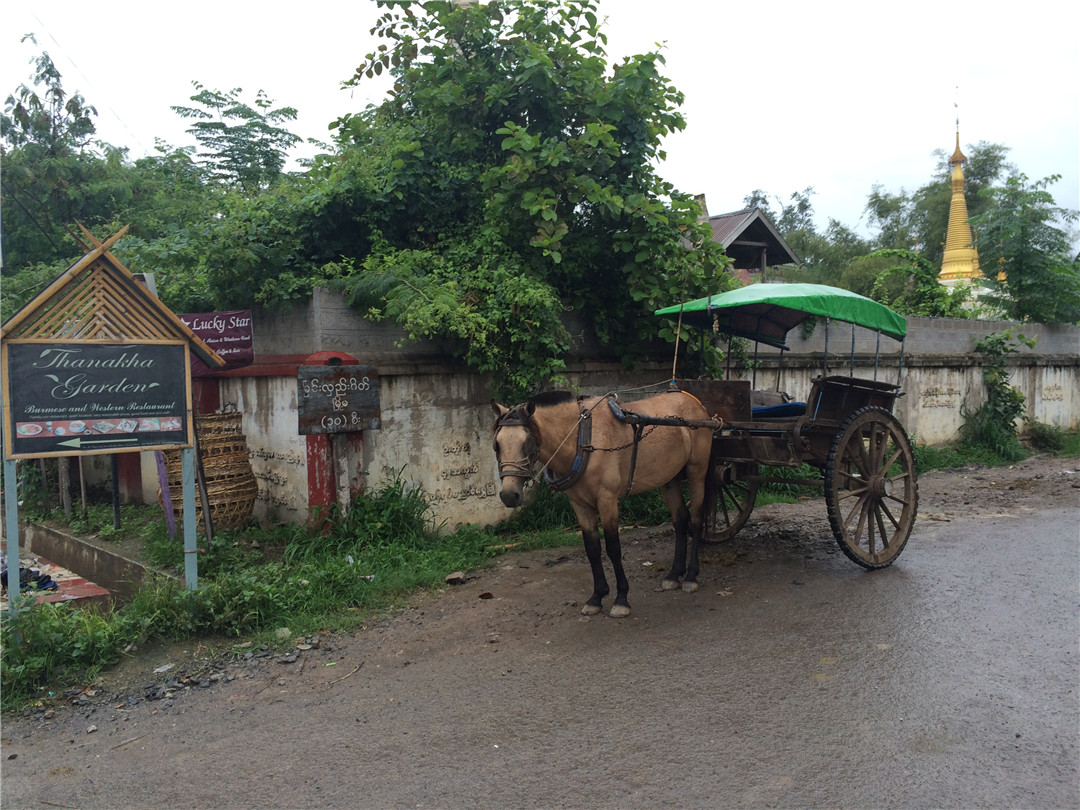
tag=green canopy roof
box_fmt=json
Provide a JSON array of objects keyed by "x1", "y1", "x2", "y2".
[{"x1": 655, "y1": 283, "x2": 907, "y2": 349}]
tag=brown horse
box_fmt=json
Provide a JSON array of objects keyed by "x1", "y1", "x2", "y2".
[{"x1": 491, "y1": 390, "x2": 717, "y2": 617}]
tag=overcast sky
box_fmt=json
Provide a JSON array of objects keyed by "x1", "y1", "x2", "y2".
[{"x1": 3, "y1": 0, "x2": 1077, "y2": 239}]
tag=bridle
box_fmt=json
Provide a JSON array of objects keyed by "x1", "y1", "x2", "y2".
[
  {"x1": 492, "y1": 405, "x2": 540, "y2": 481},
  {"x1": 492, "y1": 400, "x2": 594, "y2": 492}
]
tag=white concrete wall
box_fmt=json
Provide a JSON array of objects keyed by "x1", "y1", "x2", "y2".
[{"x1": 221, "y1": 376, "x2": 309, "y2": 526}]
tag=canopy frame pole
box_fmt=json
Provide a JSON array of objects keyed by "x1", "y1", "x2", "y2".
[
  {"x1": 752, "y1": 314, "x2": 762, "y2": 389},
  {"x1": 874, "y1": 331, "x2": 881, "y2": 381},
  {"x1": 725, "y1": 331, "x2": 732, "y2": 380},
  {"x1": 823, "y1": 317, "x2": 830, "y2": 376},
  {"x1": 850, "y1": 323, "x2": 856, "y2": 374}
]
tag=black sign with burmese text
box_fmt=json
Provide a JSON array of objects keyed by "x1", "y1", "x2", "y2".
[
  {"x1": 297, "y1": 365, "x2": 381, "y2": 434},
  {"x1": 4, "y1": 342, "x2": 190, "y2": 458}
]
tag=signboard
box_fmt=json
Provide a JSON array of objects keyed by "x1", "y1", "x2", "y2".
[
  {"x1": 297, "y1": 365, "x2": 381, "y2": 434},
  {"x1": 179, "y1": 310, "x2": 254, "y2": 377},
  {"x1": 2, "y1": 342, "x2": 191, "y2": 458}
]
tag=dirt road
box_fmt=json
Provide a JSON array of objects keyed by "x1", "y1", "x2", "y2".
[{"x1": 3, "y1": 456, "x2": 1078, "y2": 809}]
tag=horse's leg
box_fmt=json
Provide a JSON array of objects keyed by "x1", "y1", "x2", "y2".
[
  {"x1": 571, "y1": 503, "x2": 609, "y2": 615},
  {"x1": 681, "y1": 456, "x2": 711, "y2": 594},
  {"x1": 597, "y1": 496, "x2": 631, "y2": 618},
  {"x1": 659, "y1": 480, "x2": 691, "y2": 591}
]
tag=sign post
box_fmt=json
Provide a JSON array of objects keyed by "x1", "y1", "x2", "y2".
[
  {"x1": 297, "y1": 365, "x2": 381, "y2": 434},
  {"x1": 296, "y1": 363, "x2": 381, "y2": 524},
  {"x1": 4, "y1": 343, "x2": 191, "y2": 458}
]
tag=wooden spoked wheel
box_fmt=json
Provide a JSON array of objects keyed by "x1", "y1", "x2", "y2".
[
  {"x1": 705, "y1": 462, "x2": 759, "y2": 543},
  {"x1": 824, "y1": 407, "x2": 918, "y2": 569}
]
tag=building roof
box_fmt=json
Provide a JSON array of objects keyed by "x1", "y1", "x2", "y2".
[{"x1": 706, "y1": 207, "x2": 801, "y2": 270}]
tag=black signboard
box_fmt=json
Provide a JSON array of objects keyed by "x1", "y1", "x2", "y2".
[
  {"x1": 297, "y1": 365, "x2": 381, "y2": 434},
  {"x1": 4, "y1": 342, "x2": 191, "y2": 458}
]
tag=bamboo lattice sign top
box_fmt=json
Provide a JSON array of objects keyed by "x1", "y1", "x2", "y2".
[{"x1": 2, "y1": 226, "x2": 220, "y2": 356}]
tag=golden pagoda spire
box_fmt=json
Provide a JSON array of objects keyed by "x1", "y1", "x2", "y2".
[{"x1": 939, "y1": 102, "x2": 981, "y2": 287}]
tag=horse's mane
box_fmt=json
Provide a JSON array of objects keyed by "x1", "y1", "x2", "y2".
[{"x1": 529, "y1": 390, "x2": 577, "y2": 409}]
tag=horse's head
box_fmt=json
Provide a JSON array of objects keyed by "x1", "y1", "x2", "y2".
[{"x1": 491, "y1": 400, "x2": 539, "y2": 508}]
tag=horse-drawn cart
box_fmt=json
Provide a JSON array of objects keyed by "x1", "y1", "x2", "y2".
[
  {"x1": 491, "y1": 283, "x2": 917, "y2": 617},
  {"x1": 656, "y1": 283, "x2": 918, "y2": 569}
]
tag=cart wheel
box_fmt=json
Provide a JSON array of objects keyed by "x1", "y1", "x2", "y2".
[
  {"x1": 824, "y1": 407, "x2": 918, "y2": 569},
  {"x1": 705, "y1": 462, "x2": 759, "y2": 543}
]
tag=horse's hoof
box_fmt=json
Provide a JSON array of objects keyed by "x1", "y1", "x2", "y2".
[
  {"x1": 661, "y1": 579, "x2": 681, "y2": 591},
  {"x1": 581, "y1": 603, "x2": 602, "y2": 616},
  {"x1": 682, "y1": 581, "x2": 699, "y2": 593},
  {"x1": 609, "y1": 604, "x2": 631, "y2": 618}
]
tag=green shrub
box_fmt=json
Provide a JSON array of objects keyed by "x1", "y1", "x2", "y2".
[
  {"x1": 959, "y1": 329, "x2": 1035, "y2": 462},
  {"x1": 1027, "y1": 419, "x2": 1066, "y2": 453}
]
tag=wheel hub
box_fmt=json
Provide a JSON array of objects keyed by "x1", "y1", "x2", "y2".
[{"x1": 868, "y1": 475, "x2": 890, "y2": 498}]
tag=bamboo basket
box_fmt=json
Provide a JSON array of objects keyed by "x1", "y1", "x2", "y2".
[{"x1": 160, "y1": 412, "x2": 257, "y2": 531}]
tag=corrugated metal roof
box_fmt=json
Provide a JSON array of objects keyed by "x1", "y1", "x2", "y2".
[{"x1": 706, "y1": 207, "x2": 801, "y2": 269}]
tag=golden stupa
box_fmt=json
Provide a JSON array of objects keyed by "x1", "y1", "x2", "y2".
[{"x1": 939, "y1": 130, "x2": 982, "y2": 287}]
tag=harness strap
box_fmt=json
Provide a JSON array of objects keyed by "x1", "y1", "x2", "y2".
[
  {"x1": 624, "y1": 422, "x2": 645, "y2": 500},
  {"x1": 545, "y1": 405, "x2": 593, "y2": 493}
]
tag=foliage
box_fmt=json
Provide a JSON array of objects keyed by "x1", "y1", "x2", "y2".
[
  {"x1": 868, "y1": 248, "x2": 970, "y2": 317},
  {"x1": 1, "y1": 597, "x2": 138, "y2": 708},
  {"x1": 758, "y1": 463, "x2": 822, "y2": 500},
  {"x1": 959, "y1": 328, "x2": 1036, "y2": 461},
  {"x1": 912, "y1": 441, "x2": 1017, "y2": 472},
  {"x1": 742, "y1": 188, "x2": 872, "y2": 284},
  {"x1": 171, "y1": 83, "x2": 301, "y2": 193},
  {"x1": 1, "y1": 43, "x2": 109, "y2": 273},
  {"x1": 1, "y1": 39, "x2": 98, "y2": 152},
  {"x1": 972, "y1": 174, "x2": 1080, "y2": 324},
  {"x1": 0, "y1": 475, "x2": 535, "y2": 705},
  {"x1": 283, "y1": 472, "x2": 435, "y2": 565},
  {"x1": 1026, "y1": 419, "x2": 1066, "y2": 453},
  {"x1": 1, "y1": 260, "x2": 77, "y2": 322}
]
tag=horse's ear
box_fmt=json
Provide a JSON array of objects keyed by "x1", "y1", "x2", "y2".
[{"x1": 491, "y1": 400, "x2": 508, "y2": 417}]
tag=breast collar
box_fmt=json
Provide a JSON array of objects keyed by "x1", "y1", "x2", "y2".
[{"x1": 544, "y1": 401, "x2": 594, "y2": 492}]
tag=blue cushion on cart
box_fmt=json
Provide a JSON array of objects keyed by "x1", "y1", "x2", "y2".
[{"x1": 752, "y1": 402, "x2": 806, "y2": 419}]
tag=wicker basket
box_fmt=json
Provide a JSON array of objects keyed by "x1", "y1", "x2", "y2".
[{"x1": 160, "y1": 412, "x2": 257, "y2": 532}]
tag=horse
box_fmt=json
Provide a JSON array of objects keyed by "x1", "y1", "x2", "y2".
[{"x1": 490, "y1": 389, "x2": 717, "y2": 618}]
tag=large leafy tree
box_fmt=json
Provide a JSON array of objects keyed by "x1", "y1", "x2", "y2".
[
  {"x1": 971, "y1": 174, "x2": 1080, "y2": 324},
  {"x1": 328, "y1": 0, "x2": 733, "y2": 396}
]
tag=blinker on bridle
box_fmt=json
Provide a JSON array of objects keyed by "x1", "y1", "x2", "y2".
[{"x1": 493, "y1": 406, "x2": 539, "y2": 480}]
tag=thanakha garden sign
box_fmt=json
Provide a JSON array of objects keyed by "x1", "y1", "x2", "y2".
[{"x1": 5, "y1": 343, "x2": 190, "y2": 458}]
